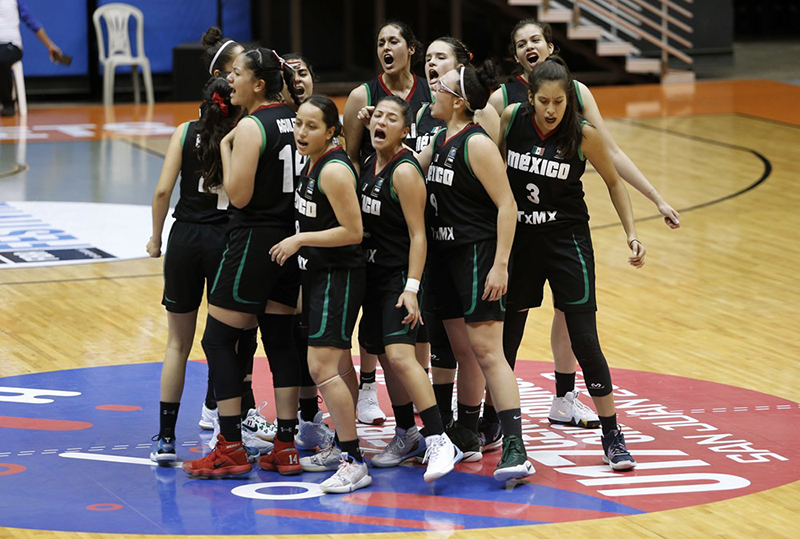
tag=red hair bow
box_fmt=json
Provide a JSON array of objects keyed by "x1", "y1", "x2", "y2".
[{"x1": 212, "y1": 92, "x2": 229, "y2": 116}]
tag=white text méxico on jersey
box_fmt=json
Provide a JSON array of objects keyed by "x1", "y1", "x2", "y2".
[{"x1": 507, "y1": 149, "x2": 571, "y2": 179}]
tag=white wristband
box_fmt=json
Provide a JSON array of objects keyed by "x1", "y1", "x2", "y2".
[{"x1": 404, "y1": 278, "x2": 420, "y2": 294}]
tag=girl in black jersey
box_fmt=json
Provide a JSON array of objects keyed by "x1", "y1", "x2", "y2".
[
  {"x1": 284, "y1": 54, "x2": 314, "y2": 103},
  {"x1": 501, "y1": 56, "x2": 645, "y2": 470},
  {"x1": 488, "y1": 19, "x2": 681, "y2": 436},
  {"x1": 343, "y1": 20, "x2": 430, "y2": 174},
  {"x1": 269, "y1": 96, "x2": 370, "y2": 494},
  {"x1": 146, "y1": 77, "x2": 240, "y2": 465},
  {"x1": 201, "y1": 27, "x2": 244, "y2": 78},
  {"x1": 415, "y1": 62, "x2": 534, "y2": 483},
  {"x1": 344, "y1": 21, "x2": 430, "y2": 426},
  {"x1": 359, "y1": 96, "x2": 462, "y2": 482},
  {"x1": 182, "y1": 47, "x2": 304, "y2": 479}
]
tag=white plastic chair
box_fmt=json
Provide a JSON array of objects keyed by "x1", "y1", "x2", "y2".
[
  {"x1": 92, "y1": 3, "x2": 154, "y2": 106},
  {"x1": 10, "y1": 61, "x2": 27, "y2": 115}
]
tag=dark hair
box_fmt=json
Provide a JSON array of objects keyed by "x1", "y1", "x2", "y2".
[
  {"x1": 283, "y1": 53, "x2": 317, "y2": 82},
  {"x1": 201, "y1": 27, "x2": 239, "y2": 75},
  {"x1": 433, "y1": 36, "x2": 473, "y2": 67},
  {"x1": 376, "y1": 95, "x2": 413, "y2": 128},
  {"x1": 196, "y1": 77, "x2": 241, "y2": 191},
  {"x1": 241, "y1": 47, "x2": 302, "y2": 108},
  {"x1": 303, "y1": 96, "x2": 343, "y2": 138},
  {"x1": 378, "y1": 20, "x2": 423, "y2": 67},
  {"x1": 459, "y1": 60, "x2": 498, "y2": 115},
  {"x1": 526, "y1": 56, "x2": 583, "y2": 160},
  {"x1": 508, "y1": 19, "x2": 555, "y2": 57}
]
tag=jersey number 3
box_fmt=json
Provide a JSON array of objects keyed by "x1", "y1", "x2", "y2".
[{"x1": 526, "y1": 182, "x2": 540, "y2": 205}]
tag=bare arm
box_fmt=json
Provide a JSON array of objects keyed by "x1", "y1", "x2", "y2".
[
  {"x1": 221, "y1": 118, "x2": 261, "y2": 208},
  {"x1": 413, "y1": 137, "x2": 435, "y2": 172},
  {"x1": 579, "y1": 82, "x2": 680, "y2": 228},
  {"x1": 582, "y1": 125, "x2": 645, "y2": 268},
  {"x1": 498, "y1": 104, "x2": 518, "y2": 160},
  {"x1": 34, "y1": 28, "x2": 61, "y2": 62},
  {"x1": 474, "y1": 105, "x2": 501, "y2": 145},
  {"x1": 269, "y1": 163, "x2": 363, "y2": 265},
  {"x1": 146, "y1": 123, "x2": 185, "y2": 257},
  {"x1": 466, "y1": 134, "x2": 517, "y2": 301},
  {"x1": 343, "y1": 85, "x2": 368, "y2": 175},
  {"x1": 393, "y1": 162, "x2": 428, "y2": 328},
  {"x1": 488, "y1": 87, "x2": 506, "y2": 116}
]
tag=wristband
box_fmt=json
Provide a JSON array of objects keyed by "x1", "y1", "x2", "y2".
[
  {"x1": 628, "y1": 238, "x2": 642, "y2": 248},
  {"x1": 404, "y1": 278, "x2": 420, "y2": 294}
]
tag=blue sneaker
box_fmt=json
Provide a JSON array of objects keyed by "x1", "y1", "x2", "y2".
[
  {"x1": 602, "y1": 429, "x2": 636, "y2": 471},
  {"x1": 150, "y1": 435, "x2": 177, "y2": 466}
]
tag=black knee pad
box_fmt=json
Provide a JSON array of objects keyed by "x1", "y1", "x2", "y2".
[
  {"x1": 258, "y1": 313, "x2": 301, "y2": 388},
  {"x1": 294, "y1": 314, "x2": 314, "y2": 387},
  {"x1": 426, "y1": 311, "x2": 457, "y2": 369},
  {"x1": 570, "y1": 332, "x2": 613, "y2": 397},
  {"x1": 238, "y1": 327, "x2": 258, "y2": 376},
  {"x1": 502, "y1": 309, "x2": 528, "y2": 370},
  {"x1": 202, "y1": 315, "x2": 245, "y2": 401}
]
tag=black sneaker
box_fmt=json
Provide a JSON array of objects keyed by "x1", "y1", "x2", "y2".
[
  {"x1": 445, "y1": 421, "x2": 482, "y2": 462},
  {"x1": 478, "y1": 417, "x2": 503, "y2": 452},
  {"x1": 602, "y1": 429, "x2": 636, "y2": 471},
  {"x1": 493, "y1": 435, "x2": 534, "y2": 482}
]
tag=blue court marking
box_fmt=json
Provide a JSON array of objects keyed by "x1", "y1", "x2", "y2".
[{"x1": 0, "y1": 362, "x2": 642, "y2": 535}]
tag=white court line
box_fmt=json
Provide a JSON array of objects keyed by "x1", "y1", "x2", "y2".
[{"x1": 59, "y1": 452, "x2": 157, "y2": 466}]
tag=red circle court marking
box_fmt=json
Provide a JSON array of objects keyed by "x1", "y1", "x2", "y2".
[
  {"x1": 95, "y1": 405, "x2": 141, "y2": 411},
  {"x1": 0, "y1": 463, "x2": 26, "y2": 476},
  {"x1": 86, "y1": 504, "x2": 122, "y2": 511}
]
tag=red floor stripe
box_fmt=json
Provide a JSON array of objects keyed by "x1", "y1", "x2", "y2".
[
  {"x1": 0, "y1": 416, "x2": 92, "y2": 431},
  {"x1": 343, "y1": 492, "x2": 626, "y2": 523},
  {"x1": 256, "y1": 508, "x2": 464, "y2": 530}
]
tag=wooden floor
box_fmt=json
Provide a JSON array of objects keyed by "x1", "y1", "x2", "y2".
[{"x1": 1, "y1": 79, "x2": 800, "y2": 538}]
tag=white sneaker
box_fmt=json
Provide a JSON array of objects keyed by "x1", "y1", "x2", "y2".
[
  {"x1": 370, "y1": 425, "x2": 426, "y2": 467},
  {"x1": 207, "y1": 418, "x2": 275, "y2": 456},
  {"x1": 356, "y1": 382, "x2": 386, "y2": 425},
  {"x1": 319, "y1": 453, "x2": 372, "y2": 494},
  {"x1": 198, "y1": 403, "x2": 218, "y2": 430},
  {"x1": 300, "y1": 444, "x2": 342, "y2": 472},
  {"x1": 243, "y1": 403, "x2": 278, "y2": 441},
  {"x1": 422, "y1": 433, "x2": 462, "y2": 483},
  {"x1": 296, "y1": 410, "x2": 335, "y2": 450},
  {"x1": 548, "y1": 390, "x2": 600, "y2": 429}
]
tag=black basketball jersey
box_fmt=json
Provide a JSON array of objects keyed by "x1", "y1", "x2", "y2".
[
  {"x1": 425, "y1": 124, "x2": 496, "y2": 249},
  {"x1": 360, "y1": 149, "x2": 424, "y2": 268},
  {"x1": 227, "y1": 104, "x2": 299, "y2": 231},
  {"x1": 414, "y1": 102, "x2": 445, "y2": 152},
  {"x1": 172, "y1": 121, "x2": 228, "y2": 225},
  {"x1": 295, "y1": 146, "x2": 364, "y2": 270},
  {"x1": 501, "y1": 76, "x2": 585, "y2": 112},
  {"x1": 504, "y1": 103, "x2": 589, "y2": 232},
  {"x1": 359, "y1": 73, "x2": 431, "y2": 165}
]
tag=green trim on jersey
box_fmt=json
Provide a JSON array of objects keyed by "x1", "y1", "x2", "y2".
[
  {"x1": 386, "y1": 270, "x2": 410, "y2": 336},
  {"x1": 462, "y1": 131, "x2": 490, "y2": 179},
  {"x1": 416, "y1": 102, "x2": 430, "y2": 124},
  {"x1": 501, "y1": 83, "x2": 510, "y2": 109},
  {"x1": 578, "y1": 119, "x2": 589, "y2": 162},
  {"x1": 388, "y1": 158, "x2": 425, "y2": 202},
  {"x1": 504, "y1": 103, "x2": 522, "y2": 140},
  {"x1": 564, "y1": 233, "x2": 590, "y2": 305},
  {"x1": 246, "y1": 115, "x2": 267, "y2": 156},
  {"x1": 317, "y1": 159, "x2": 358, "y2": 196},
  {"x1": 340, "y1": 269, "x2": 352, "y2": 341},
  {"x1": 209, "y1": 241, "x2": 231, "y2": 295},
  {"x1": 463, "y1": 244, "x2": 479, "y2": 316},
  {"x1": 363, "y1": 82, "x2": 372, "y2": 107},
  {"x1": 180, "y1": 122, "x2": 190, "y2": 148},
  {"x1": 233, "y1": 230, "x2": 259, "y2": 304},
  {"x1": 309, "y1": 271, "x2": 332, "y2": 339},
  {"x1": 574, "y1": 80, "x2": 584, "y2": 112}
]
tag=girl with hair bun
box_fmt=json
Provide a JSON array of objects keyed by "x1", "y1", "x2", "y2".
[
  {"x1": 269, "y1": 95, "x2": 369, "y2": 494},
  {"x1": 147, "y1": 77, "x2": 244, "y2": 464},
  {"x1": 201, "y1": 26, "x2": 244, "y2": 78},
  {"x1": 414, "y1": 60, "x2": 535, "y2": 483}
]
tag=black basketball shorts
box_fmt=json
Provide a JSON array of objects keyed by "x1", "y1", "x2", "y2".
[
  {"x1": 358, "y1": 265, "x2": 420, "y2": 355},
  {"x1": 302, "y1": 266, "x2": 366, "y2": 349}
]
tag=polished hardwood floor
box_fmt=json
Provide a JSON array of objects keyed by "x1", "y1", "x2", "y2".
[{"x1": 1, "y1": 79, "x2": 799, "y2": 538}]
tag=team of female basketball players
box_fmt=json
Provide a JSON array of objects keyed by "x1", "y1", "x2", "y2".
[{"x1": 147, "y1": 19, "x2": 680, "y2": 494}]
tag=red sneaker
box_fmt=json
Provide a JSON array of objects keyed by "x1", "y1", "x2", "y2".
[
  {"x1": 258, "y1": 439, "x2": 302, "y2": 475},
  {"x1": 182, "y1": 434, "x2": 252, "y2": 478}
]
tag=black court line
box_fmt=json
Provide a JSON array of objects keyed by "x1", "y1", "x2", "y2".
[
  {"x1": 591, "y1": 115, "x2": 772, "y2": 231},
  {"x1": 118, "y1": 137, "x2": 170, "y2": 159},
  {"x1": 0, "y1": 163, "x2": 29, "y2": 178},
  {"x1": 734, "y1": 112, "x2": 800, "y2": 131},
  {"x1": 0, "y1": 272, "x2": 160, "y2": 287}
]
